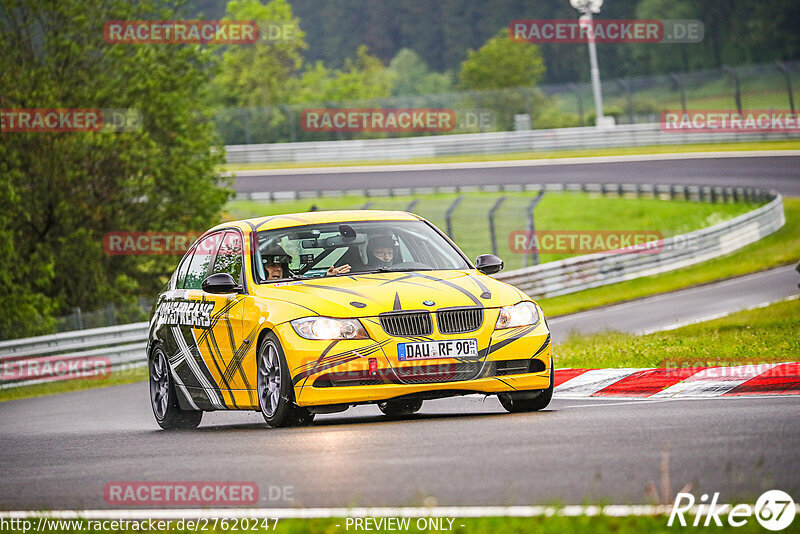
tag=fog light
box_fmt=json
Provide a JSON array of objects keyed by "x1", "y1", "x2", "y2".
[{"x1": 369, "y1": 358, "x2": 378, "y2": 376}]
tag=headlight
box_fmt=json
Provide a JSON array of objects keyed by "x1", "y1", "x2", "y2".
[
  {"x1": 290, "y1": 317, "x2": 369, "y2": 340},
  {"x1": 495, "y1": 302, "x2": 540, "y2": 329}
]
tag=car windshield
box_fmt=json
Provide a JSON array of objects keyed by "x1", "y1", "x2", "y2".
[{"x1": 254, "y1": 220, "x2": 471, "y2": 283}]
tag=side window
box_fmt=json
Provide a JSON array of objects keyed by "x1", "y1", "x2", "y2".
[
  {"x1": 183, "y1": 233, "x2": 220, "y2": 290},
  {"x1": 211, "y1": 231, "x2": 244, "y2": 283},
  {"x1": 174, "y1": 249, "x2": 194, "y2": 289}
]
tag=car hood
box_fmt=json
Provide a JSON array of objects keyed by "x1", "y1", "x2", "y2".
[{"x1": 251, "y1": 270, "x2": 527, "y2": 318}]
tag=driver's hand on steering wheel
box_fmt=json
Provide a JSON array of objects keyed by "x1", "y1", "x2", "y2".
[{"x1": 326, "y1": 264, "x2": 351, "y2": 276}]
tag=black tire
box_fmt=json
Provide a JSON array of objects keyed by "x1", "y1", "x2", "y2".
[
  {"x1": 257, "y1": 332, "x2": 315, "y2": 428},
  {"x1": 499, "y1": 363, "x2": 554, "y2": 413},
  {"x1": 378, "y1": 399, "x2": 423, "y2": 417},
  {"x1": 149, "y1": 346, "x2": 203, "y2": 430}
]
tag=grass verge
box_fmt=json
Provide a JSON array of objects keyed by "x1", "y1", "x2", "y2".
[
  {"x1": 538, "y1": 198, "x2": 800, "y2": 317},
  {"x1": 221, "y1": 139, "x2": 800, "y2": 171},
  {"x1": 557, "y1": 298, "x2": 800, "y2": 369},
  {"x1": 0, "y1": 365, "x2": 146, "y2": 403},
  {"x1": 4, "y1": 515, "x2": 791, "y2": 533}
]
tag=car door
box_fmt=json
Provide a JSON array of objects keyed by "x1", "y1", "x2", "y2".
[
  {"x1": 197, "y1": 229, "x2": 258, "y2": 409},
  {"x1": 160, "y1": 231, "x2": 227, "y2": 411}
]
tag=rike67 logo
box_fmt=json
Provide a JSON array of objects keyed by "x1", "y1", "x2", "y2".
[{"x1": 669, "y1": 490, "x2": 795, "y2": 530}]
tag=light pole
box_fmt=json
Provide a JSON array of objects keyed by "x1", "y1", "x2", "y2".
[{"x1": 570, "y1": 0, "x2": 614, "y2": 128}]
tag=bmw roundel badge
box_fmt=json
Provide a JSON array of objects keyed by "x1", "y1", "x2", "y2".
[{"x1": 422, "y1": 300, "x2": 435, "y2": 306}]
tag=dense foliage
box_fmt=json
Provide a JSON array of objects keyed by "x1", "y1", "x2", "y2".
[
  {"x1": 0, "y1": 0, "x2": 230, "y2": 337},
  {"x1": 192, "y1": 0, "x2": 800, "y2": 83}
]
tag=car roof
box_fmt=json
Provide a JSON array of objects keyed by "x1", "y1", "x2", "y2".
[{"x1": 208, "y1": 210, "x2": 423, "y2": 234}]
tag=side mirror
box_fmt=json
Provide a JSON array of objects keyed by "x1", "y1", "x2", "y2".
[
  {"x1": 475, "y1": 254, "x2": 504, "y2": 275},
  {"x1": 202, "y1": 273, "x2": 243, "y2": 294}
]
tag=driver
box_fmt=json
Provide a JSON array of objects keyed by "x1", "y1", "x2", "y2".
[
  {"x1": 366, "y1": 236, "x2": 396, "y2": 269},
  {"x1": 262, "y1": 243, "x2": 351, "y2": 279},
  {"x1": 262, "y1": 244, "x2": 292, "y2": 280}
]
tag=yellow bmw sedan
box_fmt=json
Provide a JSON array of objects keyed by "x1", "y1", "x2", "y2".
[{"x1": 147, "y1": 210, "x2": 553, "y2": 429}]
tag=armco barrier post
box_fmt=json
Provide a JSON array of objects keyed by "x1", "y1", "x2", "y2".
[
  {"x1": 722, "y1": 65, "x2": 744, "y2": 116},
  {"x1": 670, "y1": 73, "x2": 688, "y2": 117},
  {"x1": 525, "y1": 191, "x2": 546, "y2": 267},
  {"x1": 445, "y1": 196, "x2": 463, "y2": 238},
  {"x1": 488, "y1": 196, "x2": 506, "y2": 256},
  {"x1": 568, "y1": 83, "x2": 585, "y2": 126},
  {"x1": 617, "y1": 79, "x2": 634, "y2": 124},
  {"x1": 775, "y1": 62, "x2": 796, "y2": 115}
]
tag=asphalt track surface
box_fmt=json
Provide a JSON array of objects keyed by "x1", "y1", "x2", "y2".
[
  {"x1": 1, "y1": 388, "x2": 798, "y2": 510},
  {"x1": 0, "y1": 268, "x2": 797, "y2": 511},
  {"x1": 233, "y1": 154, "x2": 800, "y2": 196},
  {"x1": 1, "y1": 154, "x2": 798, "y2": 511}
]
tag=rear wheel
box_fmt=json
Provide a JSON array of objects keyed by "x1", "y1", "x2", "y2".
[
  {"x1": 499, "y1": 364, "x2": 554, "y2": 413},
  {"x1": 378, "y1": 399, "x2": 423, "y2": 418},
  {"x1": 257, "y1": 333, "x2": 315, "y2": 428},
  {"x1": 149, "y1": 346, "x2": 203, "y2": 430}
]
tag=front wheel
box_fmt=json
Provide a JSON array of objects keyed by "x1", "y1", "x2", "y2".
[
  {"x1": 257, "y1": 333, "x2": 315, "y2": 428},
  {"x1": 378, "y1": 399, "x2": 423, "y2": 417},
  {"x1": 499, "y1": 364, "x2": 554, "y2": 413},
  {"x1": 149, "y1": 346, "x2": 203, "y2": 430}
]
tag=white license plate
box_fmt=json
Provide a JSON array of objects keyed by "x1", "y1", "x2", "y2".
[{"x1": 397, "y1": 339, "x2": 478, "y2": 361}]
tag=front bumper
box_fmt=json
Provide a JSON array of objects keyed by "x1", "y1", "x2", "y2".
[{"x1": 275, "y1": 318, "x2": 553, "y2": 407}]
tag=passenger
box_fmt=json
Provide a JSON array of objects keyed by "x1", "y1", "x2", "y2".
[
  {"x1": 366, "y1": 236, "x2": 396, "y2": 269},
  {"x1": 326, "y1": 263, "x2": 351, "y2": 276}
]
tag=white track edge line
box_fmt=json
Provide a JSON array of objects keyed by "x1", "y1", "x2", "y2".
[
  {"x1": 549, "y1": 265, "x2": 798, "y2": 325},
  {"x1": 635, "y1": 294, "x2": 799, "y2": 335},
  {"x1": 4, "y1": 504, "x2": 799, "y2": 519}
]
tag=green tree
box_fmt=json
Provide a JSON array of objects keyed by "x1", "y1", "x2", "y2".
[
  {"x1": 210, "y1": 0, "x2": 306, "y2": 144},
  {"x1": 0, "y1": 0, "x2": 230, "y2": 338},
  {"x1": 293, "y1": 45, "x2": 395, "y2": 104},
  {"x1": 388, "y1": 48, "x2": 452, "y2": 97},
  {"x1": 458, "y1": 28, "x2": 545, "y2": 91},
  {"x1": 213, "y1": 0, "x2": 306, "y2": 108},
  {"x1": 458, "y1": 29, "x2": 548, "y2": 131},
  {"x1": 632, "y1": 0, "x2": 703, "y2": 73}
]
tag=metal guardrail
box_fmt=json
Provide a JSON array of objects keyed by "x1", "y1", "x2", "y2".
[
  {"x1": 226, "y1": 123, "x2": 800, "y2": 164},
  {"x1": 0, "y1": 322, "x2": 149, "y2": 389},
  {"x1": 0, "y1": 187, "x2": 785, "y2": 389},
  {"x1": 496, "y1": 191, "x2": 785, "y2": 297}
]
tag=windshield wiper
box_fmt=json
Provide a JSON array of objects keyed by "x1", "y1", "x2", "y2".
[
  {"x1": 349, "y1": 267, "x2": 433, "y2": 275},
  {"x1": 263, "y1": 273, "x2": 305, "y2": 284}
]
